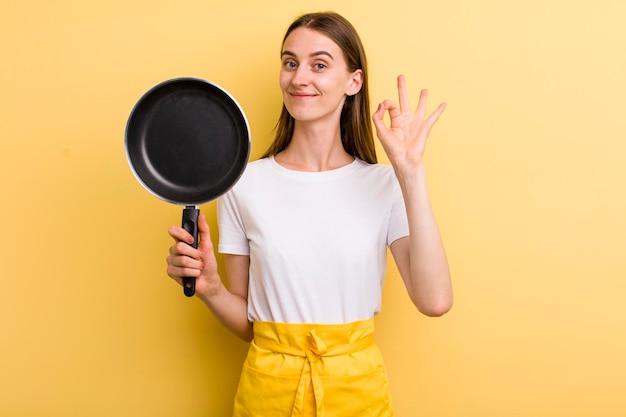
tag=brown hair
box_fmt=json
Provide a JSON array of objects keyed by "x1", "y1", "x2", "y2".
[{"x1": 261, "y1": 12, "x2": 377, "y2": 164}]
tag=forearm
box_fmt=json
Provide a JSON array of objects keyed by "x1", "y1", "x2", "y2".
[
  {"x1": 197, "y1": 280, "x2": 253, "y2": 342},
  {"x1": 395, "y1": 163, "x2": 453, "y2": 316}
]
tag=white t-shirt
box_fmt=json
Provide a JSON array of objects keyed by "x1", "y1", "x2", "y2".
[{"x1": 217, "y1": 156, "x2": 409, "y2": 324}]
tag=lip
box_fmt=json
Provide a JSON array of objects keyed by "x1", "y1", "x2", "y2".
[{"x1": 289, "y1": 91, "x2": 317, "y2": 99}]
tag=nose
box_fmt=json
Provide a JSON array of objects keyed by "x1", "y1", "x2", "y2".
[{"x1": 291, "y1": 66, "x2": 310, "y2": 86}]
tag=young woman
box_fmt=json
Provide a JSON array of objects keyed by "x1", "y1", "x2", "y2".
[{"x1": 166, "y1": 11, "x2": 452, "y2": 417}]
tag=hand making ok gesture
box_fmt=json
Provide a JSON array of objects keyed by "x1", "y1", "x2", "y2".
[{"x1": 372, "y1": 75, "x2": 446, "y2": 170}]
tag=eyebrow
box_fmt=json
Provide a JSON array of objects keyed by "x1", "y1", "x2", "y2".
[{"x1": 281, "y1": 50, "x2": 335, "y2": 61}]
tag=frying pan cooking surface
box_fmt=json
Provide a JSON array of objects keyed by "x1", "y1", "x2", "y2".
[{"x1": 125, "y1": 78, "x2": 250, "y2": 205}]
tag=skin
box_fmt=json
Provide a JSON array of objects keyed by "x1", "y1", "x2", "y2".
[
  {"x1": 166, "y1": 27, "x2": 452, "y2": 342},
  {"x1": 276, "y1": 27, "x2": 363, "y2": 171}
]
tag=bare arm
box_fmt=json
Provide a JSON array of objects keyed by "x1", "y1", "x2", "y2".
[
  {"x1": 373, "y1": 75, "x2": 453, "y2": 316},
  {"x1": 166, "y1": 214, "x2": 253, "y2": 341},
  {"x1": 389, "y1": 166, "x2": 452, "y2": 316}
]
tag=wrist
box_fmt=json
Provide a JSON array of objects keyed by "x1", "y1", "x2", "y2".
[
  {"x1": 196, "y1": 273, "x2": 225, "y2": 302},
  {"x1": 393, "y1": 160, "x2": 427, "y2": 185}
]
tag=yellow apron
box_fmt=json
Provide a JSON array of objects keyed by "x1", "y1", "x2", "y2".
[{"x1": 232, "y1": 319, "x2": 395, "y2": 417}]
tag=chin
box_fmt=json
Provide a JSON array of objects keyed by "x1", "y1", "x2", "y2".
[{"x1": 285, "y1": 107, "x2": 317, "y2": 122}]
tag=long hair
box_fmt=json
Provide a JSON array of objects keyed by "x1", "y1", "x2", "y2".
[{"x1": 261, "y1": 12, "x2": 377, "y2": 164}]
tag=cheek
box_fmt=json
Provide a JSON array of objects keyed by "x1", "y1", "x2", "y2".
[
  {"x1": 321, "y1": 75, "x2": 349, "y2": 95},
  {"x1": 279, "y1": 71, "x2": 291, "y2": 91}
]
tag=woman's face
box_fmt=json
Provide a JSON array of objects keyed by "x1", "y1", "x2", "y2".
[{"x1": 279, "y1": 27, "x2": 362, "y2": 125}]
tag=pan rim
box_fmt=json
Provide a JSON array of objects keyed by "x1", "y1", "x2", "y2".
[{"x1": 124, "y1": 77, "x2": 251, "y2": 206}]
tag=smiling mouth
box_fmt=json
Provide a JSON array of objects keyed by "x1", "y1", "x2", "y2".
[{"x1": 289, "y1": 93, "x2": 317, "y2": 101}]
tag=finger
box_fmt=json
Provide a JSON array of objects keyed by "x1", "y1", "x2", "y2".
[
  {"x1": 381, "y1": 98, "x2": 402, "y2": 121},
  {"x1": 168, "y1": 225, "x2": 193, "y2": 245},
  {"x1": 166, "y1": 262, "x2": 201, "y2": 281},
  {"x1": 372, "y1": 101, "x2": 395, "y2": 142},
  {"x1": 166, "y1": 242, "x2": 203, "y2": 279},
  {"x1": 169, "y1": 239, "x2": 195, "y2": 256},
  {"x1": 397, "y1": 75, "x2": 410, "y2": 114},
  {"x1": 169, "y1": 249, "x2": 203, "y2": 269},
  {"x1": 424, "y1": 102, "x2": 447, "y2": 130},
  {"x1": 415, "y1": 89, "x2": 428, "y2": 119}
]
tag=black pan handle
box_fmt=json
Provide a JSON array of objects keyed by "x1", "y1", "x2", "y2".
[{"x1": 181, "y1": 206, "x2": 200, "y2": 297}]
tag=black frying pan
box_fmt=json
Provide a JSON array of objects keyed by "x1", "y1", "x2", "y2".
[{"x1": 125, "y1": 77, "x2": 250, "y2": 297}]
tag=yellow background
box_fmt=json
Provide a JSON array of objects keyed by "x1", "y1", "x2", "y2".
[{"x1": 2, "y1": 0, "x2": 625, "y2": 415}]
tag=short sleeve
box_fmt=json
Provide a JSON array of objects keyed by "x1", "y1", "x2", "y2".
[
  {"x1": 217, "y1": 190, "x2": 250, "y2": 255},
  {"x1": 387, "y1": 176, "x2": 409, "y2": 245}
]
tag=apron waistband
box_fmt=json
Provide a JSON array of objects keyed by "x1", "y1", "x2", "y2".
[{"x1": 252, "y1": 319, "x2": 375, "y2": 417}]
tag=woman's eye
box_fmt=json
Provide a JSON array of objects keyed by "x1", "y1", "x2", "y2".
[
  {"x1": 314, "y1": 63, "x2": 327, "y2": 70},
  {"x1": 283, "y1": 61, "x2": 297, "y2": 69}
]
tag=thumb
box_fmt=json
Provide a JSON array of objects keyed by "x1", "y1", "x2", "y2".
[{"x1": 197, "y1": 213, "x2": 213, "y2": 252}]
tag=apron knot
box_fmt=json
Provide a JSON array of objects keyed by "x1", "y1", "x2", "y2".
[{"x1": 308, "y1": 330, "x2": 328, "y2": 356}]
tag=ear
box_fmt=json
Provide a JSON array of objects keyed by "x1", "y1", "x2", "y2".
[{"x1": 346, "y1": 69, "x2": 363, "y2": 96}]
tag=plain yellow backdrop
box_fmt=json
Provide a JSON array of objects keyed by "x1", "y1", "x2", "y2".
[{"x1": 1, "y1": 0, "x2": 625, "y2": 416}]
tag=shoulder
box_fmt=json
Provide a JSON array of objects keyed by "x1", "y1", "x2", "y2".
[
  {"x1": 354, "y1": 159, "x2": 392, "y2": 171},
  {"x1": 220, "y1": 158, "x2": 270, "y2": 201},
  {"x1": 353, "y1": 160, "x2": 397, "y2": 180},
  {"x1": 245, "y1": 157, "x2": 272, "y2": 172},
  {"x1": 235, "y1": 157, "x2": 273, "y2": 183}
]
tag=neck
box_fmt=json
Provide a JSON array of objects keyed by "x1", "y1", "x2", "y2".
[{"x1": 275, "y1": 121, "x2": 353, "y2": 171}]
